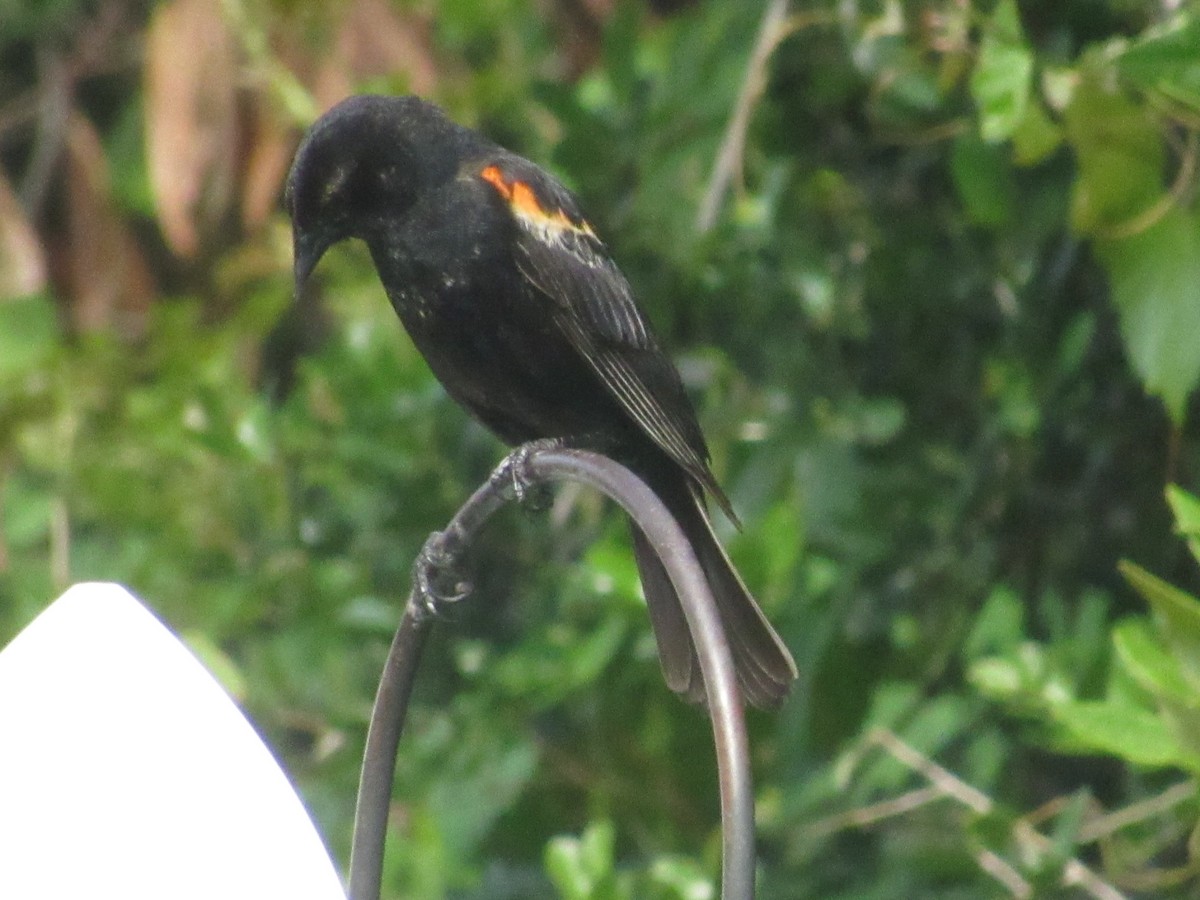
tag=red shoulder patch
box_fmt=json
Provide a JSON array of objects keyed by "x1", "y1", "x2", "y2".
[{"x1": 480, "y1": 165, "x2": 596, "y2": 241}]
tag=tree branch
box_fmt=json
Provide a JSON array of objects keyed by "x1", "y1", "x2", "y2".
[
  {"x1": 696, "y1": 0, "x2": 790, "y2": 233},
  {"x1": 860, "y1": 729, "x2": 1127, "y2": 900}
]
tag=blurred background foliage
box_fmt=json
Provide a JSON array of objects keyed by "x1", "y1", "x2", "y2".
[{"x1": 3, "y1": 0, "x2": 1200, "y2": 896}]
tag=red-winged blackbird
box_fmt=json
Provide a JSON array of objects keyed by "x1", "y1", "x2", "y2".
[{"x1": 286, "y1": 95, "x2": 796, "y2": 709}]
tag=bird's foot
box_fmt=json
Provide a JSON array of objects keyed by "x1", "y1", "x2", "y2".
[
  {"x1": 493, "y1": 438, "x2": 565, "y2": 511},
  {"x1": 412, "y1": 527, "x2": 473, "y2": 619}
]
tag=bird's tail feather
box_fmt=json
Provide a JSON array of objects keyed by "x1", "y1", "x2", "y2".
[{"x1": 629, "y1": 475, "x2": 796, "y2": 710}]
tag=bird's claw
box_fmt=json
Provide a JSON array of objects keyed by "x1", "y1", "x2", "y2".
[
  {"x1": 495, "y1": 438, "x2": 562, "y2": 510},
  {"x1": 412, "y1": 529, "x2": 472, "y2": 619}
]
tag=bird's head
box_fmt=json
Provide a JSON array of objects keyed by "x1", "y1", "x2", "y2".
[{"x1": 285, "y1": 94, "x2": 465, "y2": 293}]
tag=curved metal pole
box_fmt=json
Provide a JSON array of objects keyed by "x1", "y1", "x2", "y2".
[
  {"x1": 347, "y1": 446, "x2": 755, "y2": 900},
  {"x1": 528, "y1": 449, "x2": 754, "y2": 900},
  {"x1": 347, "y1": 464, "x2": 516, "y2": 900},
  {"x1": 346, "y1": 606, "x2": 427, "y2": 900}
]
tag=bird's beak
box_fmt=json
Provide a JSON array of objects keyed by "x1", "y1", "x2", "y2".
[{"x1": 292, "y1": 230, "x2": 328, "y2": 301}]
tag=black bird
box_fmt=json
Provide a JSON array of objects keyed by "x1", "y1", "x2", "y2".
[{"x1": 286, "y1": 95, "x2": 796, "y2": 709}]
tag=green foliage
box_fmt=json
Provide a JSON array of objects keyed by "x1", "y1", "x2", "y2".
[
  {"x1": 1117, "y1": 17, "x2": 1200, "y2": 114},
  {"x1": 971, "y1": 0, "x2": 1035, "y2": 143},
  {"x1": 545, "y1": 820, "x2": 714, "y2": 900},
  {"x1": 971, "y1": 491, "x2": 1200, "y2": 881},
  {"x1": 5, "y1": 0, "x2": 1200, "y2": 896},
  {"x1": 1099, "y1": 207, "x2": 1200, "y2": 423}
]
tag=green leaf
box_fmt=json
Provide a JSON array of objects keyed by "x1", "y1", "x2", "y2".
[
  {"x1": 1117, "y1": 18, "x2": 1200, "y2": 114},
  {"x1": 969, "y1": 656, "x2": 1025, "y2": 701},
  {"x1": 1120, "y1": 559, "x2": 1200, "y2": 691},
  {"x1": 646, "y1": 857, "x2": 715, "y2": 899},
  {"x1": 1065, "y1": 78, "x2": 1163, "y2": 235},
  {"x1": 1118, "y1": 568, "x2": 1200, "y2": 763},
  {"x1": 545, "y1": 840, "x2": 589, "y2": 900},
  {"x1": 970, "y1": 0, "x2": 1034, "y2": 142},
  {"x1": 1096, "y1": 206, "x2": 1200, "y2": 421},
  {"x1": 578, "y1": 821, "x2": 616, "y2": 880},
  {"x1": 964, "y1": 586, "x2": 1025, "y2": 660},
  {"x1": 1053, "y1": 700, "x2": 1188, "y2": 768},
  {"x1": 1011, "y1": 97, "x2": 1062, "y2": 166},
  {"x1": 1113, "y1": 618, "x2": 1196, "y2": 708},
  {"x1": 1118, "y1": 619, "x2": 1200, "y2": 768},
  {"x1": 951, "y1": 133, "x2": 1015, "y2": 227},
  {"x1": 969, "y1": 639, "x2": 1072, "y2": 710},
  {"x1": 1167, "y1": 485, "x2": 1200, "y2": 537},
  {"x1": 545, "y1": 822, "x2": 628, "y2": 900},
  {"x1": 1167, "y1": 485, "x2": 1200, "y2": 565}
]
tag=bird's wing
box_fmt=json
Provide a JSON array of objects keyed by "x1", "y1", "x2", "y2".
[{"x1": 476, "y1": 157, "x2": 734, "y2": 518}]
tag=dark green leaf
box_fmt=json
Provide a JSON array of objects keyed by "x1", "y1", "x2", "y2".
[
  {"x1": 1117, "y1": 18, "x2": 1200, "y2": 113},
  {"x1": 951, "y1": 134, "x2": 1015, "y2": 227},
  {"x1": 1097, "y1": 206, "x2": 1200, "y2": 421},
  {"x1": 1065, "y1": 78, "x2": 1164, "y2": 234}
]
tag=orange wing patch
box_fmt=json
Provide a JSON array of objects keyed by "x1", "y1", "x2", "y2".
[{"x1": 481, "y1": 165, "x2": 596, "y2": 241}]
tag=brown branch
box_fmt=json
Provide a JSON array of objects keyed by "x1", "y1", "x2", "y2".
[
  {"x1": 853, "y1": 729, "x2": 1128, "y2": 900},
  {"x1": 805, "y1": 785, "x2": 943, "y2": 838},
  {"x1": 1079, "y1": 780, "x2": 1197, "y2": 844},
  {"x1": 695, "y1": 0, "x2": 791, "y2": 233}
]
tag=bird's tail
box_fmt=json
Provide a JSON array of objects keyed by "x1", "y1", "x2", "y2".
[{"x1": 628, "y1": 469, "x2": 797, "y2": 710}]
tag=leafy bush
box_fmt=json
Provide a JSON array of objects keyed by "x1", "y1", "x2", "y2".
[{"x1": 3, "y1": 0, "x2": 1200, "y2": 896}]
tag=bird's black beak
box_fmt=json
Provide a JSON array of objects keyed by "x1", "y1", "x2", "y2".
[{"x1": 292, "y1": 230, "x2": 327, "y2": 302}]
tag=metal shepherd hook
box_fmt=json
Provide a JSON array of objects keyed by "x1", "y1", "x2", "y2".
[{"x1": 348, "y1": 445, "x2": 756, "y2": 900}]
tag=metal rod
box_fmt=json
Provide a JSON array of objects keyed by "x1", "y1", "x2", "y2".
[
  {"x1": 528, "y1": 449, "x2": 754, "y2": 900},
  {"x1": 347, "y1": 446, "x2": 755, "y2": 900},
  {"x1": 345, "y1": 607, "x2": 428, "y2": 900}
]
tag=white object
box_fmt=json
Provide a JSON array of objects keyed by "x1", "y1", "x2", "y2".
[{"x1": 0, "y1": 583, "x2": 346, "y2": 900}]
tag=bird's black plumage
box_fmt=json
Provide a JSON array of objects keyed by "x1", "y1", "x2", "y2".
[{"x1": 286, "y1": 94, "x2": 796, "y2": 708}]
